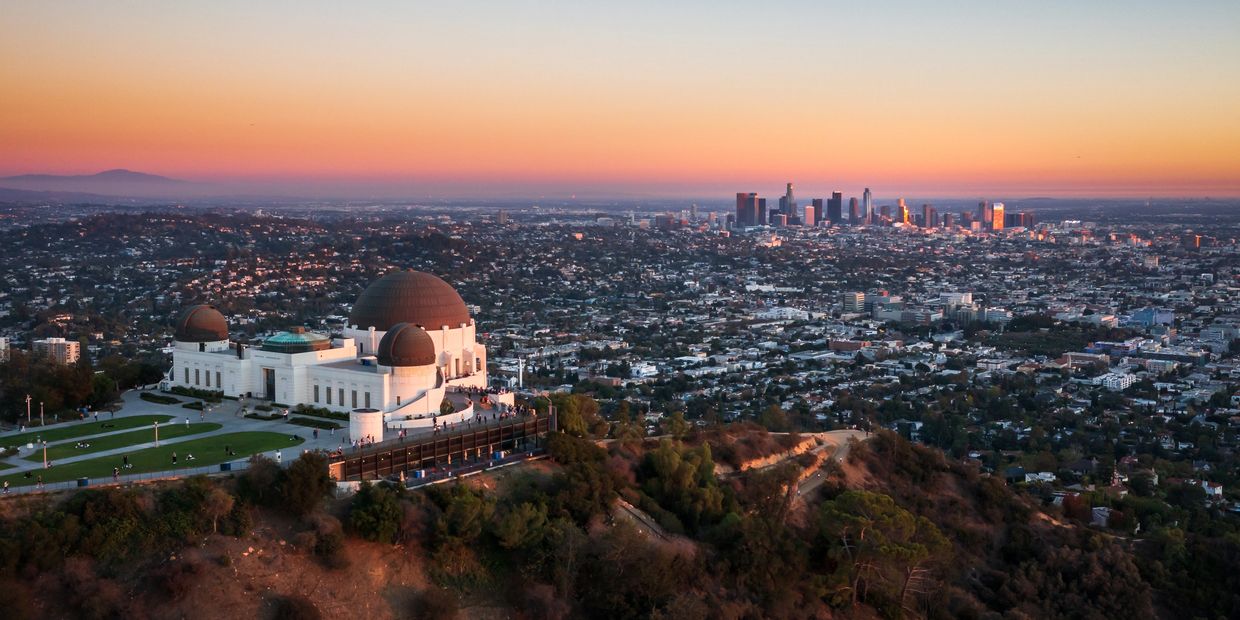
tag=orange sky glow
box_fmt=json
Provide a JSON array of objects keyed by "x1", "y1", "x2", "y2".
[{"x1": 2, "y1": 2, "x2": 1238, "y2": 198}]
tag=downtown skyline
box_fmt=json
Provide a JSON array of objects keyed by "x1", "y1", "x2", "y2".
[{"x1": 2, "y1": 1, "x2": 1239, "y2": 199}]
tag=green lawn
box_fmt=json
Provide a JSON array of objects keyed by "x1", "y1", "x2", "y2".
[
  {"x1": 24, "y1": 423, "x2": 223, "y2": 463},
  {"x1": 0, "y1": 415, "x2": 175, "y2": 448},
  {"x1": 1, "y1": 431, "x2": 304, "y2": 487}
]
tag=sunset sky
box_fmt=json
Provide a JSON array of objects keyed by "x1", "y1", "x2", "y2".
[{"x1": 2, "y1": 1, "x2": 1238, "y2": 198}]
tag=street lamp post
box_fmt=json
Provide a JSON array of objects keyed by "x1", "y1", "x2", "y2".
[
  {"x1": 39, "y1": 402, "x2": 43, "y2": 426},
  {"x1": 25, "y1": 394, "x2": 31, "y2": 423},
  {"x1": 154, "y1": 421, "x2": 159, "y2": 447},
  {"x1": 42, "y1": 441, "x2": 48, "y2": 469}
]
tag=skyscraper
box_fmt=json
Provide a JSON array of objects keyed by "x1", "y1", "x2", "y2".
[
  {"x1": 803, "y1": 205, "x2": 815, "y2": 227},
  {"x1": 827, "y1": 191, "x2": 843, "y2": 225},
  {"x1": 811, "y1": 198, "x2": 824, "y2": 226},
  {"x1": 921, "y1": 204, "x2": 936, "y2": 228},
  {"x1": 897, "y1": 198, "x2": 910, "y2": 224},
  {"x1": 991, "y1": 202, "x2": 1005, "y2": 230},
  {"x1": 849, "y1": 197, "x2": 861, "y2": 225},
  {"x1": 783, "y1": 183, "x2": 797, "y2": 224},
  {"x1": 758, "y1": 197, "x2": 768, "y2": 225},
  {"x1": 863, "y1": 188, "x2": 873, "y2": 224},
  {"x1": 735, "y1": 192, "x2": 759, "y2": 227},
  {"x1": 977, "y1": 200, "x2": 992, "y2": 225}
]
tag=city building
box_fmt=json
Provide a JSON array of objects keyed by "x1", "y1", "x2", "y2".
[
  {"x1": 827, "y1": 192, "x2": 843, "y2": 225},
  {"x1": 849, "y1": 197, "x2": 861, "y2": 224},
  {"x1": 168, "y1": 270, "x2": 512, "y2": 431},
  {"x1": 735, "y1": 192, "x2": 759, "y2": 227},
  {"x1": 1132, "y1": 307, "x2": 1175, "y2": 327},
  {"x1": 842, "y1": 292, "x2": 866, "y2": 312},
  {"x1": 781, "y1": 183, "x2": 797, "y2": 223},
  {"x1": 32, "y1": 337, "x2": 80, "y2": 365},
  {"x1": 863, "y1": 188, "x2": 873, "y2": 224},
  {"x1": 991, "y1": 202, "x2": 1005, "y2": 231}
]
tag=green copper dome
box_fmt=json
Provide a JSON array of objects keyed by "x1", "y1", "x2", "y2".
[{"x1": 261, "y1": 327, "x2": 331, "y2": 354}]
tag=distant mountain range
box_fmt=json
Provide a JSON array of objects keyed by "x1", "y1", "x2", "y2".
[{"x1": 0, "y1": 169, "x2": 191, "y2": 198}]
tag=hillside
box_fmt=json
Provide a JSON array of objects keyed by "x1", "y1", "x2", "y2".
[{"x1": 0, "y1": 427, "x2": 1233, "y2": 619}]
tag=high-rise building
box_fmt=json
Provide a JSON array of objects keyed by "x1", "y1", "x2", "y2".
[
  {"x1": 897, "y1": 199, "x2": 910, "y2": 224},
  {"x1": 942, "y1": 213, "x2": 955, "y2": 228},
  {"x1": 811, "y1": 198, "x2": 824, "y2": 226},
  {"x1": 922, "y1": 204, "x2": 936, "y2": 228},
  {"x1": 863, "y1": 188, "x2": 873, "y2": 224},
  {"x1": 1006, "y1": 211, "x2": 1034, "y2": 228},
  {"x1": 496, "y1": 209, "x2": 509, "y2": 225},
  {"x1": 803, "y1": 206, "x2": 815, "y2": 227},
  {"x1": 735, "y1": 192, "x2": 759, "y2": 227},
  {"x1": 783, "y1": 183, "x2": 797, "y2": 223},
  {"x1": 33, "y1": 337, "x2": 80, "y2": 365},
  {"x1": 977, "y1": 200, "x2": 992, "y2": 225},
  {"x1": 827, "y1": 191, "x2": 843, "y2": 225},
  {"x1": 991, "y1": 202, "x2": 1005, "y2": 231},
  {"x1": 758, "y1": 198, "x2": 768, "y2": 225},
  {"x1": 849, "y1": 197, "x2": 860, "y2": 224}
]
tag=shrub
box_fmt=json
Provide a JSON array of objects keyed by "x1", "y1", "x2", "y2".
[
  {"x1": 140, "y1": 393, "x2": 180, "y2": 405},
  {"x1": 280, "y1": 452, "x2": 332, "y2": 516},
  {"x1": 293, "y1": 404, "x2": 349, "y2": 421},
  {"x1": 168, "y1": 386, "x2": 223, "y2": 402},
  {"x1": 289, "y1": 417, "x2": 341, "y2": 430},
  {"x1": 181, "y1": 401, "x2": 204, "y2": 411},
  {"x1": 349, "y1": 482, "x2": 404, "y2": 544}
]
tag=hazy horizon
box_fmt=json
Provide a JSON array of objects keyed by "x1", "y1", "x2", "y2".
[{"x1": 3, "y1": 1, "x2": 1239, "y2": 198}]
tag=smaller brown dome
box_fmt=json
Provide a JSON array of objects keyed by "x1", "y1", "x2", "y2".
[
  {"x1": 175, "y1": 305, "x2": 228, "y2": 342},
  {"x1": 377, "y1": 322, "x2": 436, "y2": 367}
]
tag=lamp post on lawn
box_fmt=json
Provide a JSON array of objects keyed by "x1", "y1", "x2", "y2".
[
  {"x1": 25, "y1": 394, "x2": 31, "y2": 423},
  {"x1": 39, "y1": 402, "x2": 43, "y2": 426},
  {"x1": 42, "y1": 441, "x2": 47, "y2": 469},
  {"x1": 154, "y1": 421, "x2": 160, "y2": 447}
]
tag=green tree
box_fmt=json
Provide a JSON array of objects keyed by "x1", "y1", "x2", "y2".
[
  {"x1": 349, "y1": 482, "x2": 404, "y2": 543},
  {"x1": 280, "y1": 452, "x2": 332, "y2": 516},
  {"x1": 818, "y1": 490, "x2": 949, "y2": 612},
  {"x1": 639, "y1": 440, "x2": 726, "y2": 533},
  {"x1": 491, "y1": 501, "x2": 549, "y2": 550},
  {"x1": 659, "y1": 411, "x2": 690, "y2": 439}
]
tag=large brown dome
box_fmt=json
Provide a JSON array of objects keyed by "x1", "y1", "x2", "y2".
[
  {"x1": 174, "y1": 305, "x2": 228, "y2": 342},
  {"x1": 349, "y1": 270, "x2": 471, "y2": 331},
  {"x1": 376, "y1": 322, "x2": 437, "y2": 367}
]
